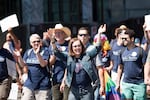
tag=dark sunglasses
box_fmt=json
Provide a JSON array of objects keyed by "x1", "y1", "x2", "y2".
[
  {"x1": 78, "y1": 34, "x2": 88, "y2": 37},
  {"x1": 32, "y1": 40, "x2": 40, "y2": 43},
  {"x1": 121, "y1": 38, "x2": 127, "y2": 40}
]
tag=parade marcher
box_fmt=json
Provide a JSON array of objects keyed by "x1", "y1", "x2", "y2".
[
  {"x1": 15, "y1": 34, "x2": 51, "y2": 100},
  {"x1": 50, "y1": 24, "x2": 105, "y2": 100},
  {"x1": 0, "y1": 47, "x2": 17, "y2": 99},
  {"x1": 110, "y1": 26, "x2": 127, "y2": 84},
  {"x1": 48, "y1": 23, "x2": 71, "y2": 100},
  {"x1": 116, "y1": 29, "x2": 147, "y2": 100},
  {"x1": 3, "y1": 28, "x2": 23, "y2": 99},
  {"x1": 93, "y1": 33, "x2": 112, "y2": 99}
]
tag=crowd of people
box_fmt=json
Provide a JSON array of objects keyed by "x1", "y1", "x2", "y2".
[{"x1": 0, "y1": 21, "x2": 150, "y2": 100}]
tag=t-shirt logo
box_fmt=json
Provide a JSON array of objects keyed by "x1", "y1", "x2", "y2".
[
  {"x1": 122, "y1": 52, "x2": 138, "y2": 61},
  {"x1": 58, "y1": 46, "x2": 67, "y2": 52},
  {"x1": 113, "y1": 50, "x2": 121, "y2": 56},
  {"x1": 26, "y1": 58, "x2": 40, "y2": 64},
  {"x1": 102, "y1": 57, "x2": 108, "y2": 62},
  {"x1": 131, "y1": 52, "x2": 137, "y2": 57}
]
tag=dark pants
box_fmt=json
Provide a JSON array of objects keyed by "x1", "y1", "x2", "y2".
[
  {"x1": 0, "y1": 76, "x2": 12, "y2": 100},
  {"x1": 63, "y1": 85, "x2": 70, "y2": 100},
  {"x1": 52, "y1": 83, "x2": 70, "y2": 100}
]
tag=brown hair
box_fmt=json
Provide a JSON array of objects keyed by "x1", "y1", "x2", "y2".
[
  {"x1": 122, "y1": 28, "x2": 135, "y2": 38},
  {"x1": 78, "y1": 27, "x2": 89, "y2": 35},
  {"x1": 68, "y1": 38, "x2": 85, "y2": 56}
]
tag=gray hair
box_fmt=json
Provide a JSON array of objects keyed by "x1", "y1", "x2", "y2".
[{"x1": 29, "y1": 34, "x2": 41, "y2": 44}]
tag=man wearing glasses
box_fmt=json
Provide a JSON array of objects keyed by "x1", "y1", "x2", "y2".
[
  {"x1": 77, "y1": 27, "x2": 91, "y2": 48},
  {"x1": 77, "y1": 26, "x2": 102, "y2": 100},
  {"x1": 15, "y1": 34, "x2": 51, "y2": 100}
]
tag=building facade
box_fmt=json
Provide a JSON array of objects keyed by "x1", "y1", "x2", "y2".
[{"x1": 0, "y1": 0, "x2": 150, "y2": 49}]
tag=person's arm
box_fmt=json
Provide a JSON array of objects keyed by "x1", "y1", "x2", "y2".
[
  {"x1": 144, "y1": 62, "x2": 150, "y2": 84},
  {"x1": 7, "y1": 28, "x2": 21, "y2": 50},
  {"x1": 36, "y1": 53, "x2": 48, "y2": 67},
  {"x1": 104, "y1": 60, "x2": 113, "y2": 72},
  {"x1": 13, "y1": 49, "x2": 26, "y2": 68},
  {"x1": 15, "y1": 63, "x2": 23, "y2": 89},
  {"x1": 34, "y1": 45, "x2": 48, "y2": 67},
  {"x1": 116, "y1": 64, "x2": 123, "y2": 92},
  {"x1": 144, "y1": 50, "x2": 150, "y2": 84},
  {"x1": 49, "y1": 55, "x2": 56, "y2": 67},
  {"x1": 86, "y1": 24, "x2": 106, "y2": 57},
  {"x1": 60, "y1": 69, "x2": 67, "y2": 92},
  {"x1": 143, "y1": 23, "x2": 148, "y2": 41},
  {"x1": 98, "y1": 67, "x2": 105, "y2": 96},
  {"x1": 145, "y1": 61, "x2": 150, "y2": 95},
  {"x1": 94, "y1": 24, "x2": 107, "y2": 46}
]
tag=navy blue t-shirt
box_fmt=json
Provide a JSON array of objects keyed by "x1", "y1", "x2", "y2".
[
  {"x1": 23, "y1": 47, "x2": 51, "y2": 90},
  {"x1": 51, "y1": 41, "x2": 69, "y2": 84},
  {"x1": 119, "y1": 46, "x2": 147, "y2": 84},
  {"x1": 99, "y1": 50, "x2": 112, "y2": 68},
  {"x1": 72, "y1": 58, "x2": 91, "y2": 88},
  {"x1": 0, "y1": 48, "x2": 14, "y2": 81},
  {"x1": 111, "y1": 41, "x2": 125, "y2": 72}
]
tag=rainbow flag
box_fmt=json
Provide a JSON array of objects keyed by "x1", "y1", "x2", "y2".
[{"x1": 104, "y1": 70, "x2": 121, "y2": 100}]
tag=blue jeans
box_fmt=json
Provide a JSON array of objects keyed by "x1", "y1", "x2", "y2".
[{"x1": 68, "y1": 85, "x2": 94, "y2": 100}]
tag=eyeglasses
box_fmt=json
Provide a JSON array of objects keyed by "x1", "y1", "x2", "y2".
[
  {"x1": 78, "y1": 34, "x2": 88, "y2": 37},
  {"x1": 32, "y1": 40, "x2": 40, "y2": 43},
  {"x1": 121, "y1": 38, "x2": 127, "y2": 41},
  {"x1": 72, "y1": 44, "x2": 81, "y2": 48}
]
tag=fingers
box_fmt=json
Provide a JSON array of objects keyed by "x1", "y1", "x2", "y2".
[
  {"x1": 115, "y1": 85, "x2": 120, "y2": 92},
  {"x1": 99, "y1": 87, "x2": 105, "y2": 96},
  {"x1": 8, "y1": 27, "x2": 12, "y2": 32},
  {"x1": 47, "y1": 28, "x2": 55, "y2": 41},
  {"x1": 35, "y1": 44, "x2": 41, "y2": 54},
  {"x1": 60, "y1": 85, "x2": 65, "y2": 93},
  {"x1": 98, "y1": 24, "x2": 106, "y2": 33},
  {"x1": 13, "y1": 49, "x2": 21, "y2": 57}
]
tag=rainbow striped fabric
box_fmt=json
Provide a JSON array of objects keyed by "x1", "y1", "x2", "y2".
[{"x1": 104, "y1": 70, "x2": 121, "y2": 100}]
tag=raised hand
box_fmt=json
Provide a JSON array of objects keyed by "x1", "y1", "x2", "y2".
[
  {"x1": 47, "y1": 28, "x2": 55, "y2": 41},
  {"x1": 98, "y1": 24, "x2": 106, "y2": 34},
  {"x1": 13, "y1": 49, "x2": 21, "y2": 57},
  {"x1": 35, "y1": 44, "x2": 41, "y2": 54}
]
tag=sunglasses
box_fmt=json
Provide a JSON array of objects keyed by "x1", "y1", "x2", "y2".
[
  {"x1": 78, "y1": 34, "x2": 88, "y2": 37},
  {"x1": 32, "y1": 40, "x2": 40, "y2": 43},
  {"x1": 121, "y1": 38, "x2": 127, "y2": 40}
]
